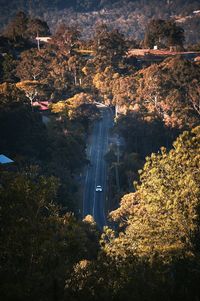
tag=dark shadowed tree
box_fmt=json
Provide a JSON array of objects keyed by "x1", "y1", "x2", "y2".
[
  {"x1": 144, "y1": 19, "x2": 185, "y2": 48},
  {"x1": 26, "y1": 18, "x2": 50, "y2": 39},
  {"x1": 4, "y1": 11, "x2": 28, "y2": 41},
  {"x1": 93, "y1": 24, "x2": 128, "y2": 69}
]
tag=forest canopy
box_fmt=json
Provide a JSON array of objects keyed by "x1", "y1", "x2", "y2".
[
  {"x1": 1, "y1": 0, "x2": 200, "y2": 43},
  {"x1": 1, "y1": 4, "x2": 200, "y2": 301}
]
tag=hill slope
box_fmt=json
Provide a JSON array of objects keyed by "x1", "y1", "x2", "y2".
[{"x1": 0, "y1": 0, "x2": 200, "y2": 44}]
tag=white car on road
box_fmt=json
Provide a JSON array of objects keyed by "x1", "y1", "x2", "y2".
[{"x1": 96, "y1": 185, "x2": 103, "y2": 192}]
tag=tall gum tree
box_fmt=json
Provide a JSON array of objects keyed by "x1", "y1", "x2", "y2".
[
  {"x1": 135, "y1": 56, "x2": 200, "y2": 129},
  {"x1": 109, "y1": 126, "x2": 200, "y2": 260}
]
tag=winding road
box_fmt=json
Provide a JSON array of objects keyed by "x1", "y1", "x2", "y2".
[{"x1": 82, "y1": 106, "x2": 113, "y2": 229}]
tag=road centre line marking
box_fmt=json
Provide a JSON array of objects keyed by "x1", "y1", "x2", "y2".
[{"x1": 92, "y1": 119, "x2": 103, "y2": 218}]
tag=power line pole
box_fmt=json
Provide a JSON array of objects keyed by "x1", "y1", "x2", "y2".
[
  {"x1": 37, "y1": 32, "x2": 40, "y2": 51},
  {"x1": 115, "y1": 104, "x2": 118, "y2": 119}
]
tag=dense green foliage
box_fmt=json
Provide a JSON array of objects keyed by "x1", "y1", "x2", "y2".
[{"x1": 0, "y1": 171, "x2": 100, "y2": 301}]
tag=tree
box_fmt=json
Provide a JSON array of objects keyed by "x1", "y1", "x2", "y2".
[
  {"x1": 93, "y1": 24, "x2": 128, "y2": 69},
  {"x1": 51, "y1": 93, "x2": 100, "y2": 132},
  {"x1": 93, "y1": 24, "x2": 127, "y2": 58},
  {"x1": 52, "y1": 23, "x2": 80, "y2": 56},
  {"x1": 166, "y1": 20, "x2": 185, "y2": 47},
  {"x1": 110, "y1": 126, "x2": 200, "y2": 259},
  {"x1": 144, "y1": 19, "x2": 167, "y2": 48},
  {"x1": 3, "y1": 11, "x2": 28, "y2": 41},
  {"x1": 93, "y1": 67, "x2": 118, "y2": 104},
  {"x1": 68, "y1": 54, "x2": 85, "y2": 86},
  {"x1": 3, "y1": 12, "x2": 50, "y2": 45},
  {"x1": 16, "y1": 48, "x2": 50, "y2": 81},
  {"x1": 1, "y1": 53, "x2": 18, "y2": 82},
  {"x1": 95, "y1": 126, "x2": 200, "y2": 301},
  {"x1": 0, "y1": 82, "x2": 49, "y2": 162},
  {"x1": 187, "y1": 79, "x2": 200, "y2": 116},
  {"x1": 144, "y1": 19, "x2": 185, "y2": 49},
  {"x1": 0, "y1": 82, "x2": 28, "y2": 109},
  {"x1": 135, "y1": 56, "x2": 200, "y2": 129},
  {"x1": 0, "y1": 170, "x2": 100, "y2": 301},
  {"x1": 26, "y1": 18, "x2": 50, "y2": 39},
  {"x1": 16, "y1": 80, "x2": 47, "y2": 106},
  {"x1": 112, "y1": 73, "x2": 137, "y2": 107}
]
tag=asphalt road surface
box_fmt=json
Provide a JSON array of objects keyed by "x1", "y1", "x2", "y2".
[{"x1": 83, "y1": 107, "x2": 113, "y2": 229}]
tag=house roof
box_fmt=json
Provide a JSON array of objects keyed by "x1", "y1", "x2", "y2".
[
  {"x1": 0, "y1": 154, "x2": 14, "y2": 164},
  {"x1": 128, "y1": 49, "x2": 200, "y2": 57},
  {"x1": 32, "y1": 101, "x2": 49, "y2": 111},
  {"x1": 194, "y1": 56, "x2": 200, "y2": 61},
  {"x1": 36, "y1": 37, "x2": 51, "y2": 43}
]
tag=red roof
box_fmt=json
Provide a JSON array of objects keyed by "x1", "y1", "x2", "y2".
[{"x1": 33, "y1": 101, "x2": 49, "y2": 111}]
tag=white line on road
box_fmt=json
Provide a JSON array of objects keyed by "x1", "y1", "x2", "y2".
[{"x1": 92, "y1": 120, "x2": 103, "y2": 218}]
